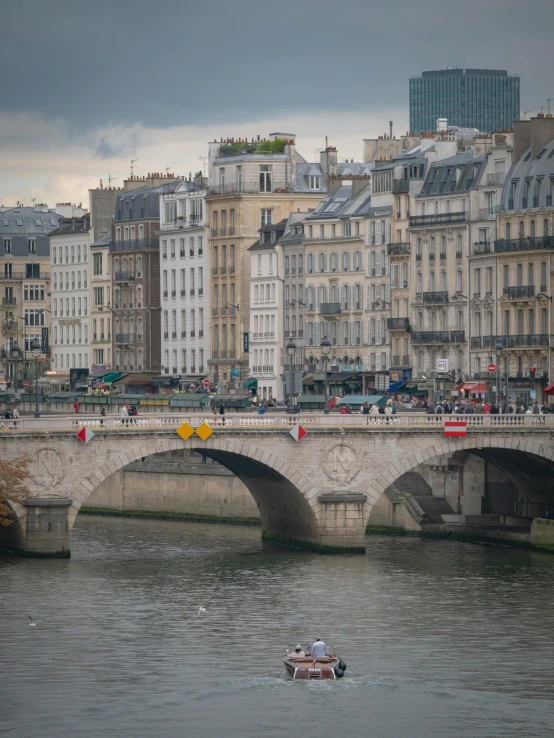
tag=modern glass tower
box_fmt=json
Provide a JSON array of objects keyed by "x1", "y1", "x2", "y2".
[{"x1": 410, "y1": 68, "x2": 520, "y2": 134}]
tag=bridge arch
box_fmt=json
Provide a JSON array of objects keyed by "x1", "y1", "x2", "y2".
[
  {"x1": 72, "y1": 435, "x2": 323, "y2": 546},
  {"x1": 366, "y1": 434, "x2": 554, "y2": 519}
]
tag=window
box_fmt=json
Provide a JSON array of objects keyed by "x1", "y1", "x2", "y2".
[
  {"x1": 260, "y1": 209, "x2": 272, "y2": 226},
  {"x1": 26, "y1": 263, "x2": 40, "y2": 278},
  {"x1": 94, "y1": 286, "x2": 104, "y2": 306},
  {"x1": 24, "y1": 309, "x2": 45, "y2": 326},
  {"x1": 28, "y1": 239, "x2": 36, "y2": 254},
  {"x1": 309, "y1": 175, "x2": 321, "y2": 190},
  {"x1": 4, "y1": 263, "x2": 12, "y2": 279},
  {"x1": 342, "y1": 220, "x2": 351, "y2": 237},
  {"x1": 93, "y1": 252, "x2": 102, "y2": 275},
  {"x1": 259, "y1": 165, "x2": 272, "y2": 193},
  {"x1": 3, "y1": 238, "x2": 11, "y2": 254}
]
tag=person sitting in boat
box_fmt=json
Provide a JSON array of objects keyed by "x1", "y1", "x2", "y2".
[
  {"x1": 311, "y1": 637, "x2": 326, "y2": 662},
  {"x1": 288, "y1": 645, "x2": 305, "y2": 658}
]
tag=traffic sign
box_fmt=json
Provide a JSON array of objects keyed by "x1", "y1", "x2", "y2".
[
  {"x1": 203, "y1": 379, "x2": 210, "y2": 388},
  {"x1": 488, "y1": 363, "x2": 496, "y2": 373},
  {"x1": 289, "y1": 424, "x2": 308, "y2": 442},
  {"x1": 76, "y1": 426, "x2": 95, "y2": 444},
  {"x1": 23, "y1": 381, "x2": 29, "y2": 387}
]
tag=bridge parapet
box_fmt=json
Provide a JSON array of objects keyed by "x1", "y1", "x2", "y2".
[{"x1": 0, "y1": 412, "x2": 552, "y2": 433}]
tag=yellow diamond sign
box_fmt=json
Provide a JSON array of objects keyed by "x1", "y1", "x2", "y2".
[
  {"x1": 176, "y1": 422, "x2": 194, "y2": 441},
  {"x1": 195, "y1": 422, "x2": 213, "y2": 441}
]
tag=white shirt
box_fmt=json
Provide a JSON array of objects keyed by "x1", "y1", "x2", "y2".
[{"x1": 311, "y1": 640, "x2": 326, "y2": 659}]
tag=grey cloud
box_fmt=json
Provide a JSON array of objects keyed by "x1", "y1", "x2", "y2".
[
  {"x1": 94, "y1": 128, "x2": 140, "y2": 159},
  {"x1": 1, "y1": 0, "x2": 554, "y2": 133}
]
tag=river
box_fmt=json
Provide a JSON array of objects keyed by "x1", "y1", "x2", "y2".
[{"x1": 2, "y1": 516, "x2": 554, "y2": 738}]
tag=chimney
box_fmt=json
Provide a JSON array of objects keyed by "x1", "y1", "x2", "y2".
[
  {"x1": 320, "y1": 146, "x2": 338, "y2": 180},
  {"x1": 389, "y1": 120, "x2": 393, "y2": 139},
  {"x1": 513, "y1": 119, "x2": 531, "y2": 163},
  {"x1": 530, "y1": 115, "x2": 554, "y2": 160},
  {"x1": 351, "y1": 177, "x2": 370, "y2": 198}
]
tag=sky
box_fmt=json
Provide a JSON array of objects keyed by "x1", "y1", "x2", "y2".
[{"x1": 1, "y1": 0, "x2": 553, "y2": 207}]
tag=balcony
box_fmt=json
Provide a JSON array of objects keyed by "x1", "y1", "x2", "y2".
[
  {"x1": 212, "y1": 267, "x2": 218, "y2": 275},
  {"x1": 115, "y1": 333, "x2": 138, "y2": 344},
  {"x1": 387, "y1": 242, "x2": 410, "y2": 256},
  {"x1": 207, "y1": 180, "x2": 293, "y2": 197},
  {"x1": 450, "y1": 330, "x2": 465, "y2": 343},
  {"x1": 180, "y1": 289, "x2": 186, "y2": 296},
  {"x1": 109, "y1": 238, "x2": 158, "y2": 252},
  {"x1": 172, "y1": 331, "x2": 177, "y2": 339},
  {"x1": 387, "y1": 317, "x2": 410, "y2": 331},
  {"x1": 0, "y1": 272, "x2": 50, "y2": 281},
  {"x1": 483, "y1": 334, "x2": 549, "y2": 349},
  {"x1": 251, "y1": 332, "x2": 276, "y2": 340},
  {"x1": 252, "y1": 365, "x2": 275, "y2": 374},
  {"x1": 115, "y1": 271, "x2": 135, "y2": 283},
  {"x1": 411, "y1": 331, "x2": 450, "y2": 344},
  {"x1": 474, "y1": 242, "x2": 491, "y2": 255},
  {"x1": 478, "y1": 208, "x2": 496, "y2": 221},
  {"x1": 470, "y1": 336, "x2": 482, "y2": 349},
  {"x1": 2, "y1": 297, "x2": 16, "y2": 305},
  {"x1": 409, "y1": 212, "x2": 467, "y2": 228},
  {"x1": 319, "y1": 302, "x2": 342, "y2": 316},
  {"x1": 392, "y1": 179, "x2": 410, "y2": 194},
  {"x1": 220, "y1": 266, "x2": 227, "y2": 274},
  {"x1": 212, "y1": 307, "x2": 219, "y2": 316},
  {"x1": 503, "y1": 285, "x2": 535, "y2": 300},
  {"x1": 494, "y1": 236, "x2": 554, "y2": 253},
  {"x1": 181, "y1": 330, "x2": 186, "y2": 338},
  {"x1": 422, "y1": 291, "x2": 448, "y2": 304},
  {"x1": 487, "y1": 172, "x2": 506, "y2": 186}
]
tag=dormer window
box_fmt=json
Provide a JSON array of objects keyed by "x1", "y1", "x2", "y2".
[{"x1": 309, "y1": 175, "x2": 321, "y2": 190}]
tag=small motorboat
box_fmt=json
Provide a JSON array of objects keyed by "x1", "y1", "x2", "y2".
[{"x1": 283, "y1": 644, "x2": 347, "y2": 680}]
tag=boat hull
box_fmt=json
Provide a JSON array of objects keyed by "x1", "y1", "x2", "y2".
[{"x1": 283, "y1": 656, "x2": 339, "y2": 680}]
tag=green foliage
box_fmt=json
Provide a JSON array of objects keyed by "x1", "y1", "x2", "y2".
[{"x1": 218, "y1": 138, "x2": 286, "y2": 157}]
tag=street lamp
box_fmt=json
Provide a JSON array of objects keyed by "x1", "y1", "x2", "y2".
[
  {"x1": 320, "y1": 336, "x2": 331, "y2": 414},
  {"x1": 286, "y1": 337, "x2": 296, "y2": 410},
  {"x1": 10, "y1": 343, "x2": 22, "y2": 393},
  {"x1": 494, "y1": 339, "x2": 504, "y2": 411},
  {"x1": 31, "y1": 339, "x2": 41, "y2": 418}
]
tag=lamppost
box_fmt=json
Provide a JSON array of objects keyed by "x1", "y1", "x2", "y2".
[
  {"x1": 31, "y1": 339, "x2": 42, "y2": 418},
  {"x1": 320, "y1": 336, "x2": 331, "y2": 414},
  {"x1": 10, "y1": 343, "x2": 22, "y2": 394},
  {"x1": 494, "y1": 339, "x2": 504, "y2": 410},
  {"x1": 286, "y1": 337, "x2": 296, "y2": 410}
]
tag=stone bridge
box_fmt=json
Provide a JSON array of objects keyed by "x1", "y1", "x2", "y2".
[{"x1": 1, "y1": 412, "x2": 554, "y2": 556}]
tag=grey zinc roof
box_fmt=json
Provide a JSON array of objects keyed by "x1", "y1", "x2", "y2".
[
  {"x1": 91, "y1": 231, "x2": 111, "y2": 248},
  {"x1": 305, "y1": 184, "x2": 371, "y2": 220},
  {"x1": 48, "y1": 215, "x2": 90, "y2": 237},
  {"x1": 248, "y1": 219, "x2": 288, "y2": 251},
  {"x1": 500, "y1": 138, "x2": 554, "y2": 212},
  {"x1": 0, "y1": 207, "x2": 62, "y2": 235},
  {"x1": 295, "y1": 159, "x2": 372, "y2": 193},
  {"x1": 115, "y1": 181, "x2": 182, "y2": 222},
  {"x1": 419, "y1": 153, "x2": 486, "y2": 196}
]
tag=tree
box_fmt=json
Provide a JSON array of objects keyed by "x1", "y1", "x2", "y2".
[{"x1": 0, "y1": 455, "x2": 32, "y2": 527}]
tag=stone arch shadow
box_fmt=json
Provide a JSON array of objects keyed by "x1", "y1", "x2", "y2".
[
  {"x1": 365, "y1": 435, "x2": 554, "y2": 524},
  {"x1": 71, "y1": 436, "x2": 323, "y2": 547}
]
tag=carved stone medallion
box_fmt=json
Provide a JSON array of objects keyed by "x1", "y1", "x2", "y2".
[
  {"x1": 322, "y1": 443, "x2": 362, "y2": 485},
  {"x1": 34, "y1": 448, "x2": 66, "y2": 491}
]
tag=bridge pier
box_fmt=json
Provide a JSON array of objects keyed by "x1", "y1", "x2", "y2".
[{"x1": 18, "y1": 498, "x2": 73, "y2": 557}]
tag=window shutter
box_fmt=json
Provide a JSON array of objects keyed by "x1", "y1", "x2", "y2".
[
  {"x1": 346, "y1": 252, "x2": 351, "y2": 271},
  {"x1": 346, "y1": 285, "x2": 351, "y2": 309},
  {"x1": 315, "y1": 322, "x2": 320, "y2": 346},
  {"x1": 322, "y1": 253, "x2": 327, "y2": 272},
  {"x1": 376, "y1": 352, "x2": 381, "y2": 370},
  {"x1": 385, "y1": 352, "x2": 390, "y2": 369},
  {"x1": 323, "y1": 286, "x2": 328, "y2": 304},
  {"x1": 376, "y1": 319, "x2": 381, "y2": 344},
  {"x1": 375, "y1": 221, "x2": 382, "y2": 244},
  {"x1": 375, "y1": 250, "x2": 381, "y2": 275}
]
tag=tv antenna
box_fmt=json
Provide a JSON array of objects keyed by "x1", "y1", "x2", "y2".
[
  {"x1": 199, "y1": 156, "x2": 208, "y2": 177},
  {"x1": 523, "y1": 108, "x2": 537, "y2": 119},
  {"x1": 130, "y1": 159, "x2": 140, "y2": 176}
]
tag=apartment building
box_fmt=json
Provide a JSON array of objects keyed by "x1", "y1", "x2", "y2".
[
  {"x1": 111, "y1": 173, "x2": 181, "y2": 374},
  {"x1": 50, "y1": 215, "x2": 92, "y2": 376},
  {"x1": 159, "y1": 177, "x2": 209, "y2": 379},
  {"x1": 303, "y1": 183, "x2": 372, "y2": 376},
  {"x1": 0, "y1": 206, "x2": 60, "y2": 387},
  {"x1": 90, "y1": 232, "x2": 112, "y2": 371},
  {"x1": 247, "y1": 219, "x2": 288, "y2": 400},
  {"x1": 206, "y1": 134, "x2": 328, "y2": 390},
  {"x1": 485, "y1": 116, "x2": 554, "y2": 403},
  {"x1": 281, "y1": 212, "x2": 310, "y2": 369}
]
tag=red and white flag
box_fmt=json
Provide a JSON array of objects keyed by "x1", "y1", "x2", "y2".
[
  {"x1": 444, "y1": 421, "x2": 467, "y2": 438},
  {"x1": 289, "y1": 424, "x2": 307, "y2": 442},
  {"x1": 76, "y1": 426, "x2": 95, "y2": 444}
]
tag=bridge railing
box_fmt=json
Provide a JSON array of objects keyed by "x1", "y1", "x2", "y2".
[{"x1": 0, "y1": 412, "x2": 553, "y2": 432}]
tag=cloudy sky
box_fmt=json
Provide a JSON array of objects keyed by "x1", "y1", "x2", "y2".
[{"x1": 1, "y1": 0, "x2": 552, "y2": 207}]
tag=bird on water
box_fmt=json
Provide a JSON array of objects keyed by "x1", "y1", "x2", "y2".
[{"x1": 28, "y1": 616, "x2": 36, "y2": 627}]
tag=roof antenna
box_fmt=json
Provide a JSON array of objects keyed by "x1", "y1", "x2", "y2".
[
  {"x1": 130, "y1": 159, "x2": 140, "y2": 176},
  {"x1": 325, "y1": 136, "x2": 328, "y2": 149}
]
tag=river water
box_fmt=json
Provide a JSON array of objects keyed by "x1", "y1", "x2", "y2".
[{"x1": 3, "y1": 516, "x2": 554, "y2": 738}]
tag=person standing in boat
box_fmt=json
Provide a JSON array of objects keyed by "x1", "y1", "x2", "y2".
[{"x1": 311, "y1": 636, "x2": 326, "y2": 663}]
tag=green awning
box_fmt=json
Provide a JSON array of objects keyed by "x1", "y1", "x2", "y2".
[{"x1": 242, "y1": 378, "x2": 257, "y2": 389}]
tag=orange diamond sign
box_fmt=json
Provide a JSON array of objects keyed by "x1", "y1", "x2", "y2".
[
  {"x1": 195, "y1": 422, "x2": 213, "y2": 441},
  {"x1": 176, "y1": 422, "x2": 194, "y2": 441}
]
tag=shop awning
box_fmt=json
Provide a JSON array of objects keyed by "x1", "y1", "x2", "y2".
[
  {"x1": 544, "y1": 383, "x2": 554, "y2": 396},
  {"x1": 462, "y1": 382, "x2": 488, "y2": 395},
  {"x1": 242, "y1": 378, "x2": 258, "y2": 389},
  {"x1": 337, "y1": 394, "x2": 386, "y2": 407},
  {"x1": 387, "y1": 380, "x2": 404, "y2": 393},
  {"x1": 150, "y1": 375, "x2": 180, "y2": 386},
  {"x1": 327, "y1": 372, "x2": 362, "y2": 383},
  {"x1": 113, "y1": 373, "x2": 158, "y2": 385}
]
